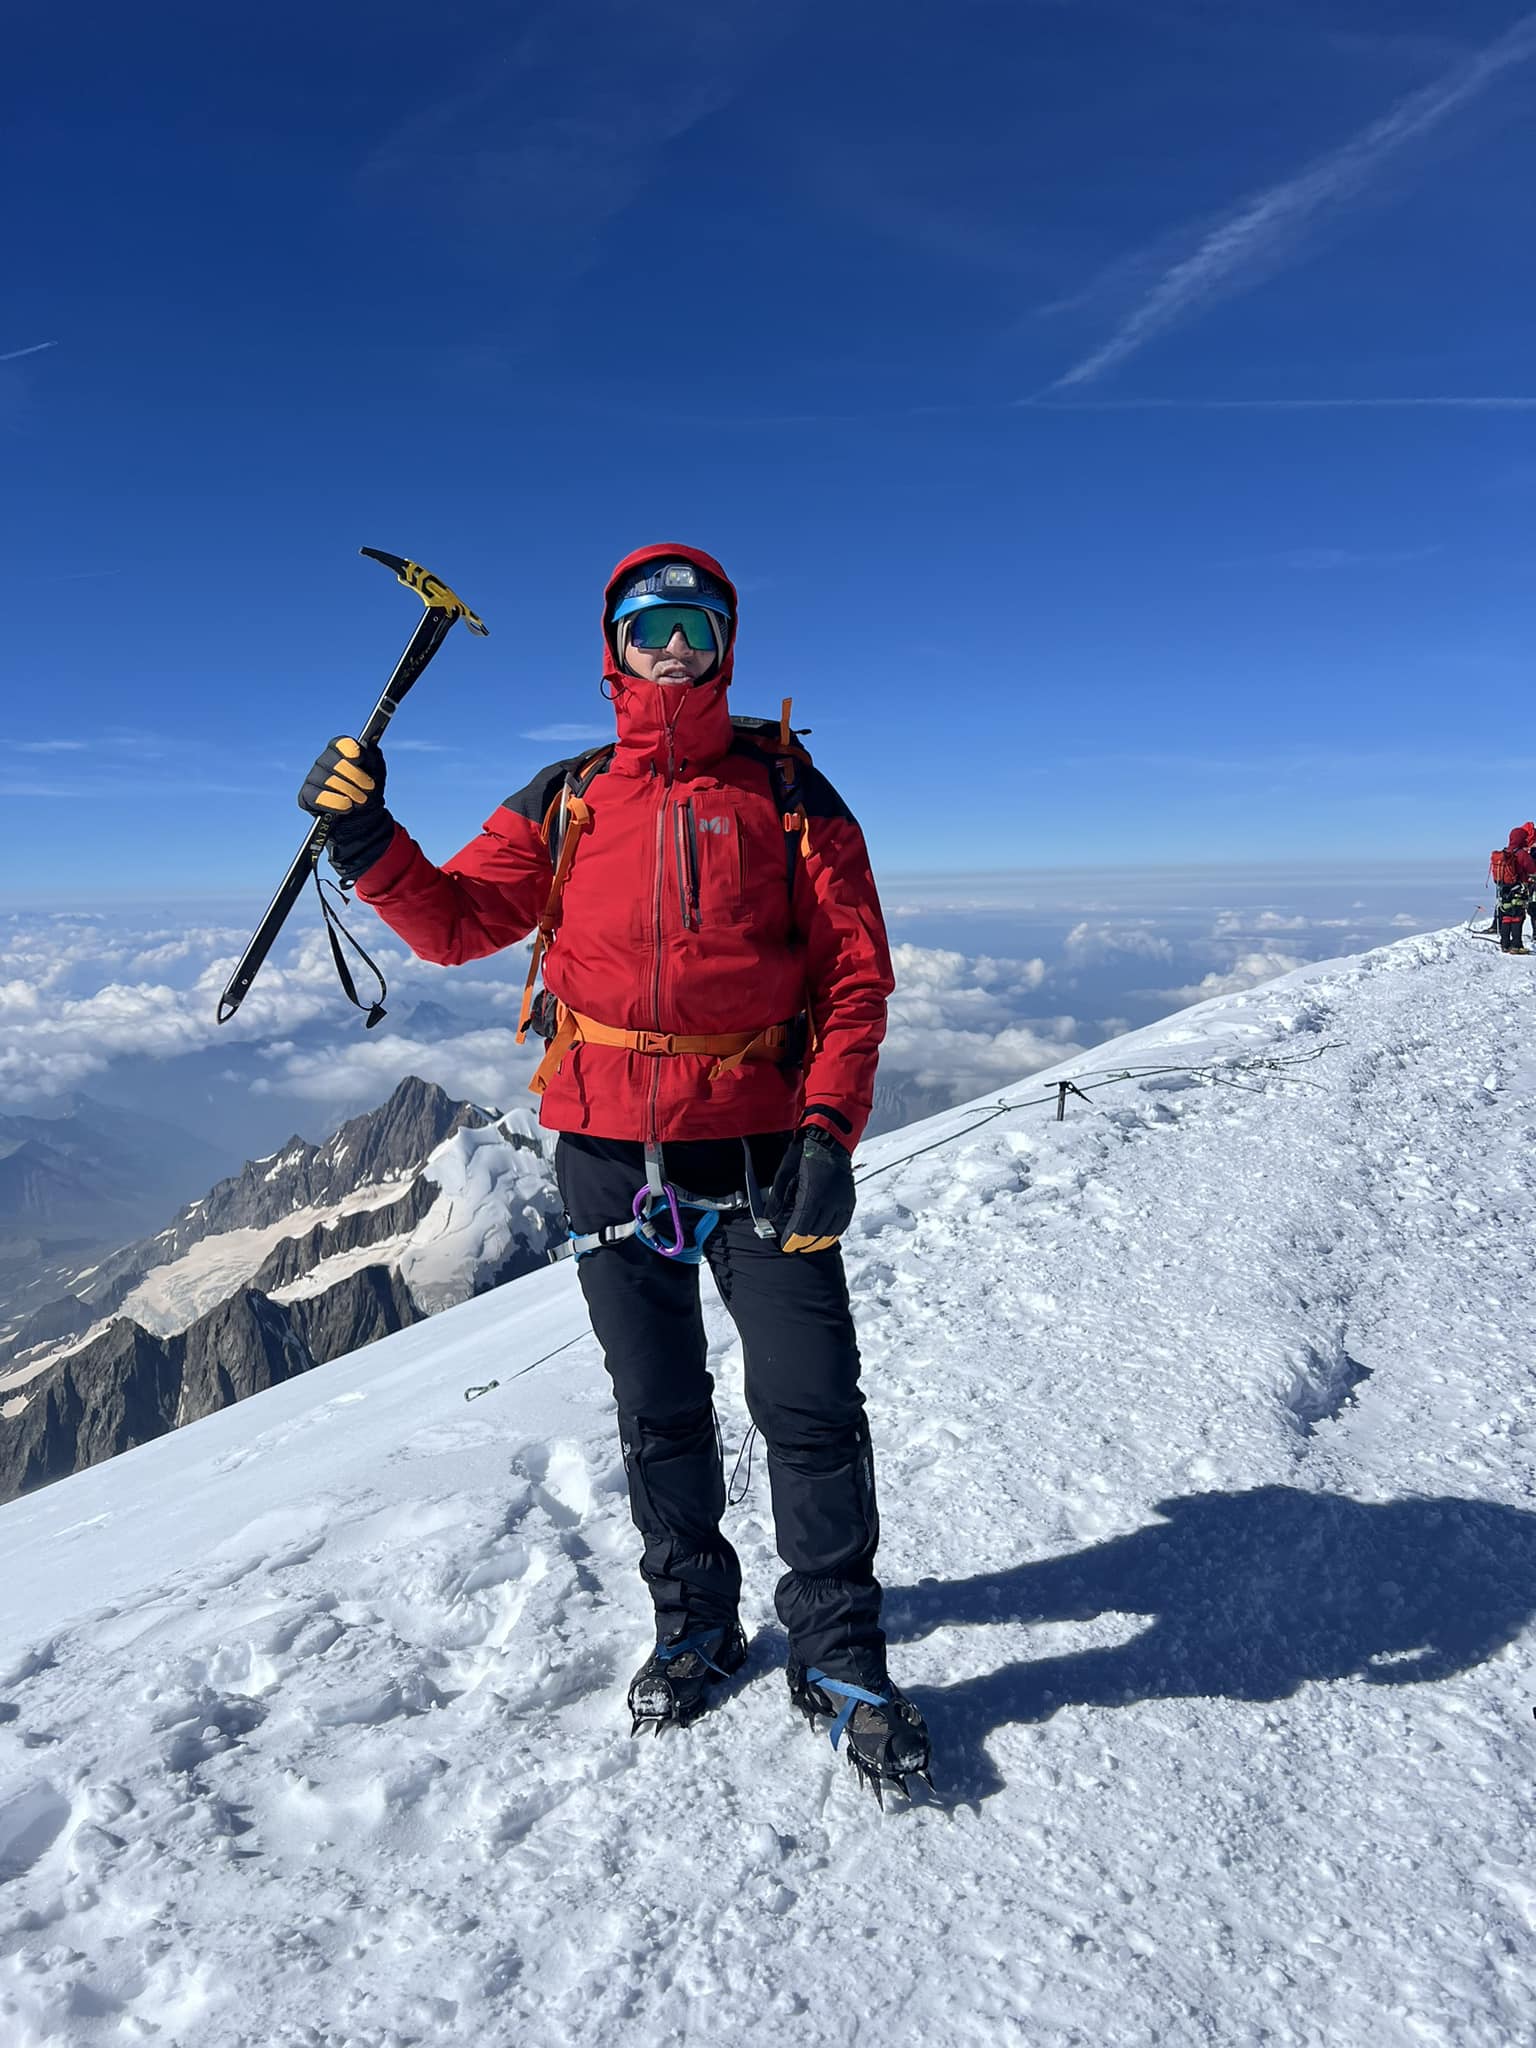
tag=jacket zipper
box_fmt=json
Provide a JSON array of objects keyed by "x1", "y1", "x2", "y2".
[
  {"x1": 682, "y1": 800, "x2": 700, "y2": 929},
  {"x1": 648, "y1": 772, "x2": 667, "y2": 1143},
  {"x1": 648, "y1": 723, "x2": 685, "y2": 1142}
]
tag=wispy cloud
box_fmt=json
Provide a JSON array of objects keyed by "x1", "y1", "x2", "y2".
[
  {"x1": 1026, "y1": 395, "x2": 1536, "y2": 411},
  {"x1": 13, "y1": 740, "x2": 88, "y2": 753},
  {"x1": 0, "y1": 341, "x2": 57, "y2": 364},
  {"x1": 1277, "y1": 545, "x2": 1441, "y2": 571},
  {"x1": 1051, "y1": 11, "x2": 1536, "y2": 390},
  {"x1": 363, "y1": 1, "x2": 800, "y2": 294},
  {"x1": 521, "y1": 723, "x2": 613, "y2": 745}
]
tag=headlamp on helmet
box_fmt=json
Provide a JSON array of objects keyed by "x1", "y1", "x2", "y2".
[
  {"x1": 610, "y1": 559, "x2": 734, "y2": 625},
  {"x1": 610, "y1": 557, "x2": 734, "y2": 674}
]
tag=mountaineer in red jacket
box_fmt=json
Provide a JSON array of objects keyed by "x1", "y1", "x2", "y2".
[
  {"x1": 1491, "y1": 824, "x2": 1535, "y2": 954},
  {"x1": 299, "y1": 544, "x2": 929, "y2": 1798}
]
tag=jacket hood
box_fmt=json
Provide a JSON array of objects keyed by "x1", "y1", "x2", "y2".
[
  {"x1": 602, "y1": 543, "x2": 739, "y2": 775},
  {"x1": 1510, "y1": 825, "x2": 1534, "y2": 850}
]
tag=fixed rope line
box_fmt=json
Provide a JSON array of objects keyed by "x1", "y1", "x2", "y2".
[
  {"x1": 462, "y1": 1040, "x2": 1337, "y2": 1399},
  {"x1": 464, "y1": 1328, "x2": 589, "y2": 1402},
  {"x1": 850, "y1": 1042, "x2": 1337, "y2": 1188}
]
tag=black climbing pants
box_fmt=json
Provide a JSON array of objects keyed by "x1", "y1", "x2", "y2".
[
  {"x1": 556, "y1": 1131, "x2": 885, "y2": 1684},
  {"x1": 1497, "y1": 883, "x2": 1528, "y2": 951}
]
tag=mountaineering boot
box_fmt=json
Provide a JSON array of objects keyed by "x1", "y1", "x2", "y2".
[
  {"x1": 628, "y1": 1621, "x2": 748, "y2": 1735},
  {"x1": 789, "y1": 1663, "x2": 934, "y2": 1804}
]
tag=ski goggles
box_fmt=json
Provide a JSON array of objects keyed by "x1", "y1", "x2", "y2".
[{"x1": 623, "y1": 604, "x2": 724, "y2": 653}]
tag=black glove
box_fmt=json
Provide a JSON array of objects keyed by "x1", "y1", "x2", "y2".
[
  {"x1": 298, "y1": 737, "x2": 395, "y2": 884},
  {"x1": 765, "y1": 1125, "x2": 855, "y2": 1254}
]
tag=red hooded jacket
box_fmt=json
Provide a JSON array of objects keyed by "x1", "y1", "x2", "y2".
[
  {"x1": 353, "y1": 544, "x2": 894, "y2": 1149},
  {"x1": 1505, "y1": 824, "x2": 1536, "y2": 884}
]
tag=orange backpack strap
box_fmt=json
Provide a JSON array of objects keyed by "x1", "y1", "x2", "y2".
[
  {"x1": 515, "y1": 745, "x2": 613, "y2": 1043},
  {"x1": 527, "y1": 1005, "x2": 791, "y2": 1095},
  {"x1": 771, "y1": 698, "x2": 812, "y2": 887}
]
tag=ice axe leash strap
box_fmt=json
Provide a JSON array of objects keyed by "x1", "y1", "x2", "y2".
[
  {"x1": 313, "y1": 873, "x2": 389, "y2": 1028},
  {"x1": 216, "y1": 549, "x2": 488, "y2": 1027}
]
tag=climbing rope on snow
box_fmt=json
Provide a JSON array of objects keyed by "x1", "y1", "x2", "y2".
[
  {"x1": 850, "y1": 1041, "x2": 1338, "y2": 1188},
  {"x1": 462, "y1": 1041, "x2": 1337, "y2": 1403},
  {"x1": 464, "y1": 1328, "x2": 589, "y2": 1402}
]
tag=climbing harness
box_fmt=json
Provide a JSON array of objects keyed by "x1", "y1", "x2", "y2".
[{"x1": 558, "y1": 1137, "x2": 779, "y2": 1264}]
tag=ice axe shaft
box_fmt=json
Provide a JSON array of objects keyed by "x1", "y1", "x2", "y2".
[{"x1": 216, "y1": 550, "x2": 488, "y2": 1026}]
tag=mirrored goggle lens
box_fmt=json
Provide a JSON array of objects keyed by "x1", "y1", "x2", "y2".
[{"x1": 625, "y1": 604, "x2": 721, "y2": 652}]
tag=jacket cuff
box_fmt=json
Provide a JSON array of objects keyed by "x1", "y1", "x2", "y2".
[
  {"x1": 340, "y1": 818, "x2": 411, "y2": 894},
  {"x1": 801, "y1": 1102, "x2": 856, "y2": 1151}
]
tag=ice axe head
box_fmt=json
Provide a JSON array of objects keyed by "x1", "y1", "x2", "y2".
[{"x1": 360, "y1": 548, "x2": 489, "y2": 636}]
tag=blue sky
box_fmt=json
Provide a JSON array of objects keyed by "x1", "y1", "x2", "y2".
[{"x1": 4, "y1": 0, "x2": 1535, "y2": 903}]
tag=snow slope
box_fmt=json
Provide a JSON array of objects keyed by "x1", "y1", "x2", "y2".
[{"x1": 1, "y1": 928, "x2": 1534, "y2": 2047}]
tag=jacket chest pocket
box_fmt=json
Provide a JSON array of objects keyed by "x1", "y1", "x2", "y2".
[
  {"x1": 679, "y1": 790, "x2": 794, "y2": 937},
  {"x1": 674, "y1": 797, "x2": 758, "y2": 927}
]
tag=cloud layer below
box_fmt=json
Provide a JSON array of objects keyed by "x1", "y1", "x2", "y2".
[{"x1": 0, "y1": 868, "x2": 1463, "y2": 1176}]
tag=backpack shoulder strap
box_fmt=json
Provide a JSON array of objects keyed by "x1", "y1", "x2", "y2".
[
  {"x1": 542, "y1": 743, "x2": 616, "y2": 867},
  {"x1": 518, "y1": 744, "x2": 615, "y2": 1043},
  {"x1": 731, "y1": 700, "x2": 813, "y2": 901}
]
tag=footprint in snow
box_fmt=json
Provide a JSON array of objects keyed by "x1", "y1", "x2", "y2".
[
  {"x1": 0, "y1": 1780, "x2": 72, "y2": 1882},
  {"x1": 0, "y1": 1642, "x2": 58, "y2": 1691},
  {"x1": 311, "y1": 1670, "x2": 453, "y2": 1727},
  {"x1": 510, "y1": 1437, "x2": 605, "y2": 1530}
]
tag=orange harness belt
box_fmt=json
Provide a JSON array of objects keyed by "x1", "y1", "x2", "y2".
[{"x1": 528, "y1": 1004, "x2": 792, "y2": 1096}]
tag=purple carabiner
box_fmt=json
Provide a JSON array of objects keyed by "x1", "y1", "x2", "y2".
[{"x1": 633, "y1": 1180, "x2": 687, "y2": 1257}]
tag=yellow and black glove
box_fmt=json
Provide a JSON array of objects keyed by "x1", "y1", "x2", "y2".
[
  {"x1": 765, "y1": 1125, "x2": 855, "y2": 1255},
  {"x1": 298, "y1": 737, "x2": 395, "y2": 884}
]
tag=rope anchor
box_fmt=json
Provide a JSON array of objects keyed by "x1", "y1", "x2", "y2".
[{"x1": 1054, "y1": 1080, "x2": 1092, "y2": 1122}]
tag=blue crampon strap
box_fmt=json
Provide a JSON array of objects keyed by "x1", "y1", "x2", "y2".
[
  {"x1": 657, "y1": 1629, "x2": 734, "y2": 1678},
  {"x1": 804, "y1": 1668, "x2": 891, "y2": 1751}
]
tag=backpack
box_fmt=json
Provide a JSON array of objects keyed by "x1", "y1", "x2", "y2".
[
  {"x1": 1491, "y1": 847, "x2": 1521, "y2": 887},
  {"x1": 516, "y1": 700, "x2": 813, "y2": 1043}
]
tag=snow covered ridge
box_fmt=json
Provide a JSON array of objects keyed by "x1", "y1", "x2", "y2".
[
  {"x1": 1, "y1": 926, "x2": 1534, "y2": 2047},
  {"x1": 0, "y1": 1080, "x2": 565, "y2": 1502}
]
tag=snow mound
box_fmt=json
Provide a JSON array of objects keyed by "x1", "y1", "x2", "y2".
[
  {"x1": 1, "y1": 928, "x2": 1534, "y2": 2047},
  {"x1": 400, "y1": 1118, "x2": 564, "y2": 1313}
]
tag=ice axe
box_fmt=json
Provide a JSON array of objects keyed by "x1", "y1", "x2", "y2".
[{"x1": 216, "y1": 549, "x2": 488, "y2": 1027}]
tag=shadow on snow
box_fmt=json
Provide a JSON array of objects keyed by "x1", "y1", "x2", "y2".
[{"x1": 881, "y1": 1485, "x2": 1536, "y2": 1804}]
